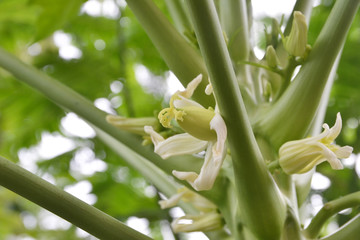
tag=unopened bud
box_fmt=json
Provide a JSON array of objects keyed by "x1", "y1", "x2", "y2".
[
  {"x1": 266, "y1": 45, "x2": 280, "y2": 68},
  {"x1": 284, "y1": 11, "x2": 308, "y2": 57}
]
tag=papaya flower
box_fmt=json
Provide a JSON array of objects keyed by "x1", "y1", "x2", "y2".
[
  {"x1": 145, "y1": 74, "x2": 227, "y2": 191},
  {"x1": 106, "y1": 115, "x2": 160, "y2": 136},
  {"x1": 159, "y1": 187, "x2": 222, "y2": 233},
  {"x1": 279, "y1": 113, "x2": 353, "y2": 174}
]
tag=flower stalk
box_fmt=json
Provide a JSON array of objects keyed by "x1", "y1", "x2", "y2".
[
  {"x1": 0, "y1": 156, "x2": 152, "y2": 240},
  {"x1": 185, "y1": 0, "x2": 286, "y2": 238},
  {"x1": 125, "y1": 0, "x2": 213, "y2": 107},
  {"x1": 304, "y1": 191, "x2": 360, "y2": 239}
]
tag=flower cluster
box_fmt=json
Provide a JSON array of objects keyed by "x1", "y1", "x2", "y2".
[
  {"x1": 279, "y1": 113, "x2": 353, "y2": 174},
  {"x1": 159, "y1": 187, "x2": 222, "y2": 233},
  {"x1": 145, "y1": 74, "x2": 227, "y2": 191}
]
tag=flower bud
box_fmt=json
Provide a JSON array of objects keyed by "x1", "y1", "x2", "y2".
[
  {"x1": 266, "y1": 45, "x2": 280, "y2": 68},
  {"x1": 284, "y1": 11, "x2": 308, "y2": 57},
  {"x1": 106, "y1": 115, "x2": 159, "y2": 135}
]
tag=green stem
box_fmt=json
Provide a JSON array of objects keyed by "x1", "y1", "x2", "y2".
[
  {"x1": 219, "y1": 0, "x2": 250, "y2": 64},
  {"x1": 125, "y1": 0, "x2": 213, "y2": 107},
  {"x1": 185, "y1": 1, "x2": 286, "y2": 239},
  {"x1": 0, "y1": 47, "x2": 195, "y2": 176},
  {"x1": 164, "y1": 0, "x2": 193, "y2": 36},
  {"x1": 256, "y1": 0, "x2": 360, "y2": 148},
  {"x1": 304, "y1": 191, "x2": 360, "y2": 239},
  {"x1": 320, "y1": 214, "x2": 360, "y2": 240},
  {"x1": 0, "y1": 155, "x2": 152, "y2": 240},
  {"x1": 94, "y1": 126, "x2": 179, "y2": 198}
]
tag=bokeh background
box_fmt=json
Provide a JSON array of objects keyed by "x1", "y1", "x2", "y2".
[{"x1": 0, "y1": 0, "x2": 359, "y2": 239}]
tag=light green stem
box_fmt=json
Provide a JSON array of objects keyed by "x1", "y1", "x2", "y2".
[
  {"x1": 94, "y1": 126, "x2": 178, "y2": 198},
  {"x1": 0, "y1": 156, "x2": 152, "y2": 240},
  {"x1": 320, "y1": 214, "x2": 360, "y2": 240},
  {"x1": 125, "y1": 0, "x2": 213, "y2": 107},
  {"x1": 219, "y1": 0, "x2": 250, "y2": 63},
  {"x1": 0, "y1": 47, "x2": 197, "y2": 176},
  {"x1": 164, "y1": 0, "x2": 192, "y2": 36},
  {"x1": 304, "y1": 191, "x2": 360, "y2": 239},
  {"x1": 256, "y1": 0, "x2": 360, "y2": 148},
  {"x1": 185, "y1": 1, "x2": 286, "y2": 239}
]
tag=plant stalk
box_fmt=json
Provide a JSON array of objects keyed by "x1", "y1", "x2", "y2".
[
  {"x1": 0, "y1": 46, "x2": 196, "y2": 176},
  {"x1": 304, "y1": 191, "x2": 360, "y2": 239},
  {"x1": 320, "y1": 214, "x2": 360, "y2": 240},
  {"x1": 185, "y1": 1, "x2": 286, "y2": 239},
  {"x1": 0, "y1": 156, "x2": 152, "y2": 240},
  {"x1": 125, "y1": 0, "x2": 213, "y2": 107}
]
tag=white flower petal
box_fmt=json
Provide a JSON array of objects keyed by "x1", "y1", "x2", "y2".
[
  {"x1": 158, "y1": 191, "x2": 186, "y2": 209},
  {"x1": 171, "y1": 212, "x2": 222, "y2": 233},
  {"x1": 325, "y1": 112, "x2": 342, "y2": 142},
  {"x1": 173, "y1": 95, "x2": 204, "y2": 109},
  {"x1": 210, "y1": 113, "x2": 227, "y2": 155},
  {"x1": 173, "y1": 142, "x2": 226, "y2": 191},
  {"x1": 144, "y1": 126, "x2": 164, "y2": 145},
  {"x1": 279, "y1": 113, "x2": 353, "y2": 174},
  {"x1": 179, "y1": 74, "x2": 202, "y2": 98},
  {"x1": 334, "y1": 146, "x2": 353, "y2": 159},
  {"x1": 144, "y1": 126, "x2": 207, "y2": 159},
  {"x1": 172, "y1": 170, "x2": 198, "y2": 183}
]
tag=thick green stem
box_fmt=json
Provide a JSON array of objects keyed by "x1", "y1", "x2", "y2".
[
  {"x1": 320, "y1": 214, "x2": 360, "y2": 240},
  {"x1": 125, "y1": 0, "x2": 213, "y2": 107},
  {"x1": 256, "y1": 0, "x2": 360, "y2": 148},
  {"x1": 304, "y1": 191, "x2": 360, "y2": 239},
  {"x1": 0, "y1": 156, "x2": 152, "y2": 240},
  {"x1": 185, "y1": 1, "x2": 286, "y2": 239},
  {"x1": 164, "y1": 0, "x2": 192, "y2": 36},
  {"x1": 219, "y1": 0, "x2": 257, "y2": 105},
  {"x1": 219, "y1": 0, "x2": 250, "y2": 64},
  {"x1": 0, "y1": 47, "x2": 196, "y2": 176}
]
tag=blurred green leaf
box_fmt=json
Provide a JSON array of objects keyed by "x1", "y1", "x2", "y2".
[{"x1": 29, "y1": 0, "x2": 85, "y2": 42}]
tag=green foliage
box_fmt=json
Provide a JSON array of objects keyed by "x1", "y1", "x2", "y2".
[
  {"x1": 0, "y1": 0, "x2": 359, "y2": 239},
  {"x1": 30, "y1": 0, "x2": 86, "y2": 42}
]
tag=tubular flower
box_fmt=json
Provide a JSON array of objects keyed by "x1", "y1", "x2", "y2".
[
  {"x1": 106, "y1": 115, "x2": 160, "y2": 135},
  {"x1": 279, "y1": 113, "x2": 353, "y2": 174},
  {"x1": 159, "y1": 187, "x2": 222, "y2": 233},
  {"x1": 146, "y1": 74, "x2": 227, "y2": 191}
]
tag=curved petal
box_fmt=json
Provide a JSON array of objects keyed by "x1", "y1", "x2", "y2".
[
  {"x1": 145, "y1": 126, "x2": 208, "y2": 159},
  {"x1": 314, "y1": 142, "x2": 343, "y2": 170},
  {"x1": 334, "y1": 146, "x2": 353, "y2": 159},
  {"x1": 324, "y1": 112, "x2": 342, "y2": 143},
  {"x1": 210, "y1": 113, "x2": 227, "y2": 155},
  {"x1": 179, "y1": 74, "x2": 202, "y2": 98},
  {"x1": 158, "y1": 191, "x2": 186, "y2": 209},
  {"x1": 144, "y1": 126, "x2": 164, "y2": 145},
  {"x1": 173, "y1": 95, "x2": 204, "y2": 109}
]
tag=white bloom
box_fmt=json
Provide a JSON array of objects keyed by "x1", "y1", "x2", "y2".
[
  {"x1": 148, "y1": 74, "x2": 227, "y2": 191},
  {"x1": 279, "y1": 113, "x2": 353, "y2": 174},
  {"x1": 144, "y1": 126, "x2": 208, "y2": 159},
  {"x1": 159, "y1": 187, "x2": 222, "y2": 233}
]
